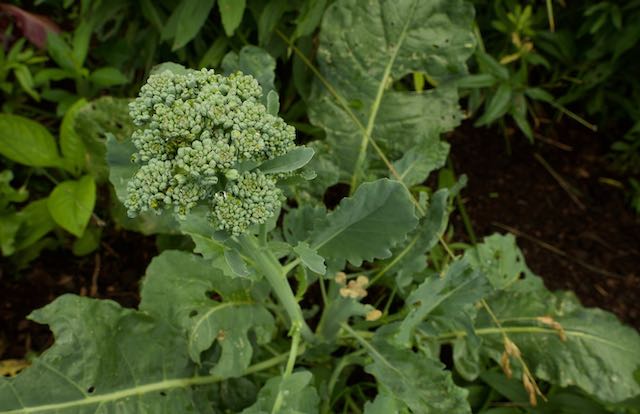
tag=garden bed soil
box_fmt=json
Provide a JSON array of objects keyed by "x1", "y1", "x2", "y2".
[
  {"x1": 1, "y1": 121, "x2": 639, "y2": 362},
  {"x1": 449, "y1": 121, "x2": 640, "y2": 330}
]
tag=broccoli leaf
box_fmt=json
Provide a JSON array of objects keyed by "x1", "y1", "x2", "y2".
[
  {"x1": 363, "y1": 394, "x2": 402, "y2": 413},
  {"x1": 382, "y1": 188, "x2": 450, "y2": 289},
  {"x1": 241, "y1": 371, "x2": 320, "y2": 414},
  {"x1": 258, "y1": 147, "x2": 315, "y2": 174},
  {"x1": 293, "y1": 242, "x2": 326, "y2": 274},
  {"x1": 308, "y1": 0, "x2": 475, "y2": 186},
  {"x1": 0, "y1": 295, "x2": 219, "y2": 413},
  {"x1": 392, "y1": 140, "x2": 450, "y2": 187},
  {"x1": 139, "y1": 250, "x2": 275, "y2": 378},
  {"x1": 463, "y1": 235, "x2": 640, "y2": 403},
  {"x1": 365, "y1": 338, "x2": 471, "y2": 414},
  {"x1": 479, "y1": 285, "x2": 640, "y2": 403},
  {"x1": 308, "y1": 179, "x2": 418, "y2": 267},
  {"x1": 394, "y1": 260, "x2": 491, "y2": 347},
  {"x1": 464, "y1": 233, "x2": 535, "y2": 290},
  {"x1": 73, "y1": 97, "x2": 133, "y2": 182}
]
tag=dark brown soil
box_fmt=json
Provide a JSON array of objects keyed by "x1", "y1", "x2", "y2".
[
  {"x1": 0, "y1": 230, "x2": 157, "y2": 359},
  {"x1": 449, "y1": 121, "x2": 640, "y2": 330}
]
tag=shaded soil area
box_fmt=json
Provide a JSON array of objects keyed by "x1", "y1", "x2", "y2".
[
  {"x1": 0, "y1": 230, "x2": 157, "y2": 360},
  {"x1": 449, "y1": 121, "x2": 640, "y2": 330}
]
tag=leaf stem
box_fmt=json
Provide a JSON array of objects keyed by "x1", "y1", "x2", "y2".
[
  {"x1": 271, "y1": 323, "x2": 303, "y2": 414},
  {"x1": 237, "y1": 234, "x2": 314, "y2": 341},
  {"x1": 322, "y1": 349, "x2": 367, "y2": 414}
]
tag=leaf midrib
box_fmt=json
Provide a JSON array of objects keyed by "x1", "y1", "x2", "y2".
[
  {"x1": 350, "y1": 0, "x2": 418, "y2": 190},
  {"x1": 0, "y1": 374, "x2": 221, "y2": 414}
]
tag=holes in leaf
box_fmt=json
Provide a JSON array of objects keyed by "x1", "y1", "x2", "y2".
[
  {"x1": 206, "y1": 290, "x2": 222, "y2": 301},
  {"x1": 189, "y1": 310, "x2": 198, "y2": 318},
  {"x1": 160, "y1": 391, "x2": 167, "y2": 397},
  {"x1": 394, "y1": 73, "x2": 435, "y2": 92},
  {"x1": 87, "y1": 386, "x2": 95, "y2": 394}
]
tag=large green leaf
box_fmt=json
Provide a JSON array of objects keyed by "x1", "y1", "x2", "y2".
[
  {"x1": 363, "y1": 394, "x2": 402, "y2": 413},
  {"x1": 383, "y1": 188, "x2": 450, "y2": 289},
  {"x1": 395, "y1": 260, "x2": 491, "y2": 346},
  {"x1": 0, "y1": 114, "x2": 62, "y2": 168},
  {"x1": 73, "y1": 97, "x2": 134, "y2": 182},
  {"x1": 479, "y1": 286, "x2": 640, "y2": 403},
  {"x1": 0, "y1": 295, "x2": 220, "y2": 413},
  {"x1": 283, "y1": 205, "x2": 328, "y2": 246},
  {"x1": 392, "y1": 140, "x2": 450, "y2": 187},
  {"x1": 365, "y1": 338, "x2": 471, "y2": 414},
  {"x1": 308, "y1": 179, "x2": 418, "y2": 266},
  {"x1": 308, "y1": 0, "x2": 475, "y2": 185},
  {"x1": 463, "y1": 234, "x2": 640, "y2": 403},
  {"x1": 464, "y1": 233, "x2": 535, "y2": 289},
  {"x1": 139, "y1": 250, "x2": 275, "y2": 378},
  {"x1": 47, "y1": 175, "x2": 96, "y2": 237}
]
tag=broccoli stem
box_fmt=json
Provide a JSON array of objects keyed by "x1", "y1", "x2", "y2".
[{"x1": 237, "y1": 234, "x2": 314, "y2": 342}]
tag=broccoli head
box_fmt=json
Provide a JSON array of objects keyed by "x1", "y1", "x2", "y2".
[{"x1": 125, "y1": 66, "x2": 297, "y2": 235}]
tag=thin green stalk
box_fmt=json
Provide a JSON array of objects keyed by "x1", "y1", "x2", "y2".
[
  {"x1": 271, "y1": 324, "x2": 303, "y2": 414},
  {"x1": 238, "y1": 234, "x2": 314, "y2": 341},
  {"x1": 550, "y1": 101, "x2": 597, "y2": 131},
  {"x1": 318, "y1": 276, "x2": 328, "y2": 307},
  {"x1": 457, "y1": 197, "x2": 477, "y2": 244},
  {"x1": 322, "y1": 349, "x2": 366, "y2": 414},
  {"x1": 282, "y1": 257, "x2": 301, "y2": 275},
  {"x1": 344, "y1": 395, "x2": 363, "y2": 414},
  {"x1": 546, "y1": 0, "x2": 555, "y2": 32}
]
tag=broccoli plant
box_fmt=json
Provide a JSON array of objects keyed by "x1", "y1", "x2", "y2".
[
  {"x1": 1, "y1": 1, "x2": 640, "y2": 413},
  {"x1": 124, "y1": 67, "x2": 295, "y2": 233}
]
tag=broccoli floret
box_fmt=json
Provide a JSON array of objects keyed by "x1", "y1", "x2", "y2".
[
  {"x1": 211, "y1": 171, "x2": 280, "y2": 235},
  {"x1": 125, "y1": 66, "x2": 297, "y2": 235}
]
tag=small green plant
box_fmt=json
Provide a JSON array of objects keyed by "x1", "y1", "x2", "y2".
[{"x1": 0, "y1": 100, "x2": 100, "y2": 263}]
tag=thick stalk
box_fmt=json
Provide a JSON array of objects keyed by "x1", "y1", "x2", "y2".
[{"x1": 238, "y1": 234, "x2": 314, "y2": 341}]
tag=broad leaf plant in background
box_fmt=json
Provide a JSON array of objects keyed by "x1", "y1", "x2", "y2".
[{"x1": 1, "y1": 0, "x2": 639, "y2": 413}]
